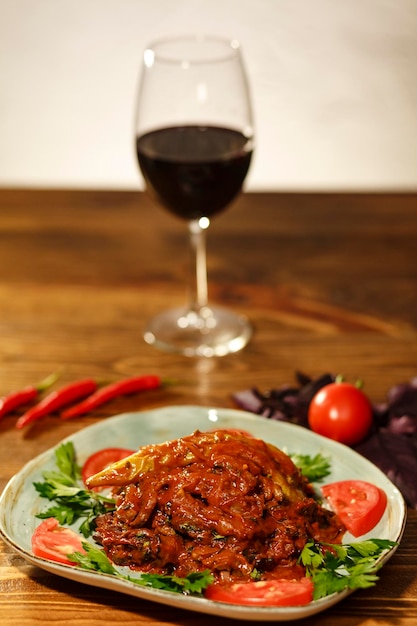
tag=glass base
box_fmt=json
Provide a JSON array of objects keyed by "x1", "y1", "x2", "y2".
[{"x1": 143, "y1": 306, "x2": 252, "y2": 357}]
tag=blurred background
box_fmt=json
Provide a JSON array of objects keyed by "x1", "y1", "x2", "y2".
[{"x1": 0, "y1": 0, "x2": 416, "y2": 192}]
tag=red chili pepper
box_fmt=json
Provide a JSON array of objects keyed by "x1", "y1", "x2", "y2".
[
  {"x1": 0, "y1": 372, "x2": 59, "y2": 421},
  {"x1": 61, "y1": 374, "x2": 161, "y2": 419},
  {"x1": 16, "y1": 378, "x2": 98, "y2": 429}
]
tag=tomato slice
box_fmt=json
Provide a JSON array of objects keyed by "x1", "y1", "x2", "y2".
[
  {"x1": 32, "y1": 518, "x2": 86, "y2": 566},
  {"x1": 321, "y1": 480, "x2": 387, "y2": 537},
  {"x1": 81, "y1": 447, "x2": 135, "y2": 488},
  {"x1": 205, "y1": 578, "x2": 314, "y2": 607}
]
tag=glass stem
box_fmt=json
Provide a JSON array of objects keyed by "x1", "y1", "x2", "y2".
[{"x1": 188, "y1": 219, "x2": 209, "y2": 312}]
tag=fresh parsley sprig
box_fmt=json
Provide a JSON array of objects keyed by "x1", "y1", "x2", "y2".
[
  {"x1": 70, "y1": 542, "x2": 214, "y2": 595},
  {"x1": 33, "y1": 442, "x2": 115, "y2": 537},
  {"x1": 290, "y1": 452, "x2": 331, "y2": 483},
  {"x1": 299, "y1": 538, "x2": 397, "y2": 600}
]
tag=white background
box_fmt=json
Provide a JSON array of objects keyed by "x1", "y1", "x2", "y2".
[{"x1": 0, "y1": 0, "x2": 416, "y2": 191}]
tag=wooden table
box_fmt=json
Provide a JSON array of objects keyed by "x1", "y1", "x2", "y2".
[{"x1": 0, "y1": 188, "x2": 416, "y2": 625}]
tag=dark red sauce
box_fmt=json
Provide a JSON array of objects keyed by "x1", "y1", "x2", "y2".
[{"x1": 91, "y1": 430, "x2": 345, "y2": 583}]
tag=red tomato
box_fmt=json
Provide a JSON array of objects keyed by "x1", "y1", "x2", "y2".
[
  {"x1": 205, "y1": 578, "x2": 314, "y2": 607},
  {"x1": 32, "y1": 518, "x2": 86, "y2": 566},
  {"x1": 81, "y1": 447, "x2": 135, "y2": 487},
  {"x1": 321, "y1": 480, "x2": 387, "y2": 537},
  {"x1": 308, "y1": 382, "x2": 373, "y2": 445}
]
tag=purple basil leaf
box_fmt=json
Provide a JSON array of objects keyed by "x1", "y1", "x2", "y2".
[
  {"x1": 233, "y1": 389, "x2": 263, "y2": 414},
  {"x1": 233, "y1": 388, "x2": 295, "y2": 422},
  {"x1": 291, "y1": 373, "x2": 336, "y2": 426},
  {"x1": 295, "y1": 371, "x2": 313, "y2": 387},
  {"x1": 387, "y1": 380, "x2": 417, "y2": 417},
  {"x1": 233, "y1": 372, "x2": 336, "y2": 427},
  {"x1": 355, "y1": 430, "x2": 417, "y2": 508},
  {"x1": 387, "y1": 414, "x2": 417, "y2": 435},
  {"x1": 372, "y1": 402, "x2": 389, "y2": 429},
  {"x1": 296, "y1": 372, "x2": 335, "y2": 404}
]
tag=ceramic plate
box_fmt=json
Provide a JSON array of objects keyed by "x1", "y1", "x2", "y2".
[{"x1": 0, "y1": 406, "x2": 406, "y2": 622}]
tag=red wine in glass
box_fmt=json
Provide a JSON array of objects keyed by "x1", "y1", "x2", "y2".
[
  {"x1": 135, "y1": 36, "x2": 254, "y2": 357},
  {"x1": 136, "y1": 125, "x2": 252, "y2": 221}
]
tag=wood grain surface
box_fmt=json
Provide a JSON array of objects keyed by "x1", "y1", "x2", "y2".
[{"x1": 0, "y1": 188, "x2": 416, "y2": 625}]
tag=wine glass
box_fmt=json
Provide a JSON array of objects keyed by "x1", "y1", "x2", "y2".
[{"x1": 135, "y1": 35, "x2": 254, "y2": 357}]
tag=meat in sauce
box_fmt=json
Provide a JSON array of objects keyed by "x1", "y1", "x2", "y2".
[{"x1": 87, "y1": 430, "x2": 345, "y2": 583}]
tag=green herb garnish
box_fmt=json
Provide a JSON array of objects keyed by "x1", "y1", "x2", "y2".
[
  {"x1": 290, "y1": 452, "x2": 331, "y2": 483},
  {"x1": 299, "y1": 538, "x2": 396, "y2": 600},
  {"x1": 34, "y1": 442, "x2": 115, "y2": 537},
  {"x1": 70, "y1": 542, "x2": 213, "y2": 595}
]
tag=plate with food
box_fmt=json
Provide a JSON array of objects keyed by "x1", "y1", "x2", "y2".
[{"x1": 0, "y1": 406, "x2": 406, "y2": 621}]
